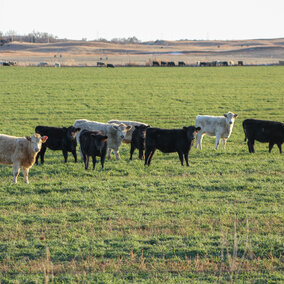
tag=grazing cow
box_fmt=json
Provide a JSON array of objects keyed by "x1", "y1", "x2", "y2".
[
  {"x1": 145, "y1": 126, "x2": 200, "y2": 166},
  {"x1": 35, "y1": 126, "x2": 80, "y2": 164},
  {"x1": 79, "y1": 129, "x2": 108, "y2": 170},
  {"x1": 74, "y1": 119, "x2": 132, "y2": 160},
  {"x1": 178, "y1": 61, "x2": 186, "y2": 66},
  {"x1": 108, "y1": 120, "x2": 149, "y2": 144},
  {"x1": 167, "y1": 61, "x2": 175, "y2": 66},
  {"x1": 195, "y1": 112, "x2": 238, "y2": 150},
  {"x1": 130, "y1": 124, "x2": 150, "y2": 160},
  {"x1": 107, "y1": 64, "x2": 114, "y2": 68},
  {"x1": 243, "y1": 119, "x2": 284, "y2": 153},
  {"x1": 152, "y1": 61, "x2": 160, "y2": 66},
  {"x1": 161, "y1": 61, "x2": 167, "y2": 66},
  {"x1": 0, "y1": 133, "x2": 47, "y2": 183}
]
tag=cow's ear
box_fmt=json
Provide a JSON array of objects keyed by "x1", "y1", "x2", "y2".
[
  {"x1": 75, "y1": 128, "x2": 81, "y2": 132},
  {"x1": 103, "y1": 136, "x2": 108, "y2": 142},
  {"x1": 25, "y1": 136, "x2": 31, "y2": 141},
  {"x1": 195, "y1": 127, "x2": 201, "y2": 133},
  {"x1": 126, "y1": 125, "x2": 132, "y2": 131},
  {"x1": 223, "y1": 114, "x2": 228, "y2": 118},
  {"x1": 41, "y1": 136, "x2": 48, "y2": 143},
  {"x1": 233, "y1": 114, "x2": 238, "y2": 118}
]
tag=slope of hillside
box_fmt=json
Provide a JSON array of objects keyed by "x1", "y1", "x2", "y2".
[{"x1": 1, "y1": 38, "x2": 284, "y2": 66}]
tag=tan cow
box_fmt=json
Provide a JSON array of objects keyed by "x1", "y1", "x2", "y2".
[{"x1": 0, "y1": 133, "x2": 48, "y2": 183}]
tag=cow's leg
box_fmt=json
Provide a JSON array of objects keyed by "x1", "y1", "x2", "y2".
[
  {"x1": 35, "y1": 152, "x2": 40, "y2": 165},
  {"x1": 83, "y1": 155, "x2": 89, "y2": 170},
  {"x1": 138, "y1": 148, "x2": 144, "y2": 160},
  {"x1": 184, "y1": 153, "x2": 189, "y2": 167},
  {"x1": 222, "y1": 139, "x2": 227, "y2": 149},
  {"x1": 114, "y1": 150, "x2": 120, "y2": 160},
  {"x1": 72, "y1": 149, "x2": 77, "y2": 163},
  {"x1": 248, "y1": 139, "x2": 255, "y2": 153},
  {"x1": 40, "y1": 145, "x2": 47, "y2": 164},
  {"x1": 195, "y1": 132, "x2": 203, "y2": 149},
  {"x1": 144, "y1": 148, "x2": 151, "y2": 166},
  {"x1": 92, "y1": 155, "x2": 97, "y2": 170},
  {"x1": 101, "y1": 154, "x2": 106, "y2": 168},
  {"x1": 22, "y1": 167, "x2": 30, "y2": 184},
  {"x1": 147, "y1": 149, "x2": 156, "y2": 166},
  {"x1": 178, "y1": 151, "x2": 184, "y2": 166},
  {"x1": 62, "y1": 149, "x2": 68, "y2": 163},
  {"x1": 215, "y1": 134, "x2": 221, "y2": 149},
  {"x1": 13, "y1": 163, "x2": 20, "y2": 184},
  {"x1": 107, "y1": 148, "x2": 112, "y2": 160},
  {"x1": 277, "y1": 143, "x2": 282, "y2": 154},
  {"x1": 79, "y1": 146, "x2": 84, "y2": 161},
  {"x1": 268, "y1": 142, "x2": 274, "y2": 153},
  {"x1": 130, "y1": 144, "x2": 135, "y2": 160}
]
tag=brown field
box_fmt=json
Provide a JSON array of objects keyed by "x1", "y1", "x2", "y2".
[{"x1": 1, "y1": 38, "x2": 284, "y2": 66}]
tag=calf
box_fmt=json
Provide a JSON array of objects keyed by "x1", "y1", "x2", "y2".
[
  {"x1": 35, "y1": 126, "x2": 80, "y2": 164},
  {"x1": 0, "y1": 133, "x2": 47, "y2": 183},
  {"x1": 74, "y1": 119, "x2": 132, "y2": 160},
  {"x1": 108, "y1": 120, "x2": 149, "y2": 143},
  {"x1": 79, "y1": 129, "x2": 108, "y2": 170},
  {"x1": 195, "y1": 112, "x2": 238, "y2": 150},
  {"x1": 130, "y1": 125, "x2": 150, "y2": 160},
  {"x1": 243, "y1": 119, "x2": 284, "y2": 153},
  {"x1": 145, "y1": 126, "x2": 200, "y2": 166}
]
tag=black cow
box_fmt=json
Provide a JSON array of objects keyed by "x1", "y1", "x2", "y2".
[
  {"x1": 79, "y1": 129, "x2": 108, "y2": 170},
  {"x1": 145, "y1": 126, "x2": 201, "y2": 166},
  {"x1": 107, "y1": 64, "x2": 114, "y2": 68},
  {"x1": 130, "y1": 125, "x2": 150, "y2": 160},
  {"x1": 35, "y1": 126, "x2": 80, "y2": 164},
  {"x1": 243, "y1": 119, "x2": 284, "y2": 153}
]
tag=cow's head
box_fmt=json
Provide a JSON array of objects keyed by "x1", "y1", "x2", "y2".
[
  {"x1": 224, "y1": 112, "x2": 238, "y2": 125},
  {"x1": 65, "y1": 126, "x2": 81, "y2": 140},
  {"x1": 183, "y1": 126, "x2": 201, "y2": 144},
  {"x1": 135, "y1": 125, "x2": 150, "y2": 139},
  {"x1": 26, "y1": 134, "x2": 48, "y2": 153},
  {"x1": 111, "y1": 123, "x2": 132, "y2": 140}
]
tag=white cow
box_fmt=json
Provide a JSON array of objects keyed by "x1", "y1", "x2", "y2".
[
  {"x1": 74, "y1": 119, "x2": 132, "y2": 160},
  {"x1": 0, "y1": 133, "x2": 47, "y2": 183},
  {"x1": 108, "y1": 120, "x2": 149, "y2": 143},
  {"x1": 195, "y1": 112, "x2": 238, "y2": 149}
]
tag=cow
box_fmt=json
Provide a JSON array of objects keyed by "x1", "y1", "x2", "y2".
[
  {"x1": 152, "y1": 61, "x2": 160, "y2": 67},
  {"x1": 0, "y1": 133, "x2": 47, "y2": 183},
  {"x1": 74, "y1": 119, "x2": 132, "y2": 160},
  {"x1": 243, "y1": 119, "x2": 284, "y2": 153},
  {"x1": 195, "y1": 112, "x2": 238, "y2": 150},
  {"x1": 108, "y1": 120, "x2": 149, "y2": 144},
  {"x1": 130, "y1": 124, "x2": 150, "y2": 160},
  {"x1": 107, "y1": 64, "x2": 114, "y2": 68},
  {"x1": 144, "y1": 126, "x2": 201, "y2": 166},
  {"x1": 79, "y1": 129, "x2": 108, "y2": 170},
  {"x1": 35, "y1": 126, "x2": 81, "y2": 164}
]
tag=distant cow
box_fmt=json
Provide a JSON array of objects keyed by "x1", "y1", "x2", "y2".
[
  {"x1": 35, "y1": 126, "x2": 80, "y2": 164},
  {"x1": 152, "y1": 61, "x2": 160, "y2": 66},
  {"x1": 97, "y1": 62, "x2": 105, "y2": 67},
  {"x1": 0, "y1": 133, "x2": 47, "y2": 183},
  {"x1": 195, "y1": 112, "x2": 238, "y2": 150},
  {"x1": 145, "y1": 126, "x2": 200, "y2": 166},
  {"x1": 161, "y1": 61, "x2": 167, "y2": 66},
  {"x1": 130, "y1": 124, "x2": 150, "y2": 160},
  {"x1": 107, "y1": 64, "x2": 114, "y2": 68},
  {"x1": 243, "y1": 119, "x2": 284, "y2": 153},
  {"x1": 79, "y1": 129, "x2": 108, "y2": 170},
  {"x1": 167, "y1": 61, "x2": 175, "y2": 66},
  {"x1": 178, "y1": 61, "x2": 186, "y2": 66},
  {"x1": 108, "y1": 120, "x2": 149, "y2": 144},
  {"x1": 74, "y1": 119, "x2": 132, "y2": 160}
]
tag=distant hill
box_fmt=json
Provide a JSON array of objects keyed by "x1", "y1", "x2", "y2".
[{"x1": 1, "y1": 38, "x2": 284, "y2": 66}]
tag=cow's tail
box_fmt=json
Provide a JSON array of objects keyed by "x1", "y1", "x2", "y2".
[{"x1": 243, "y1": 124, "x2": 247, "y2": 142}]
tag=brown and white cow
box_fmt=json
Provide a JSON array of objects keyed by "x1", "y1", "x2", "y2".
[
  {"x1": 0, "y1": 133, "x2": 48, "y2": 183},
  {"x1": 74, "y1": 119, "x2": 132, "y2": 160},
  {"x1": 195, "y1": 112, "x2": 238, "y2": 150}
]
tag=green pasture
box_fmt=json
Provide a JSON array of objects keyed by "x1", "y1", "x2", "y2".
[{"x1": 0, "y1": 66, "x2": 283, "y2": 283}]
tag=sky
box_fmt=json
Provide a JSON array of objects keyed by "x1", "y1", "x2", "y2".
[{"x1": 0, "y1": 0, "x2": 283, "y2": 41}]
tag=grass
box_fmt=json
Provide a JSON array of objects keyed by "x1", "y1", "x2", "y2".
[{"x1": 0, "y1": 66, "x2": 283, "y2": 283}]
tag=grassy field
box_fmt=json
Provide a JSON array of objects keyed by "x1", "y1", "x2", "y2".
[{"x1": 0, "y1": 66, "x2": 283, "y2": 283}]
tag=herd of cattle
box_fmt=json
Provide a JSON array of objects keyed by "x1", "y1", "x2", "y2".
[{"x1": 0, "y1": 113, "x2": 283, "y2": 183}]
